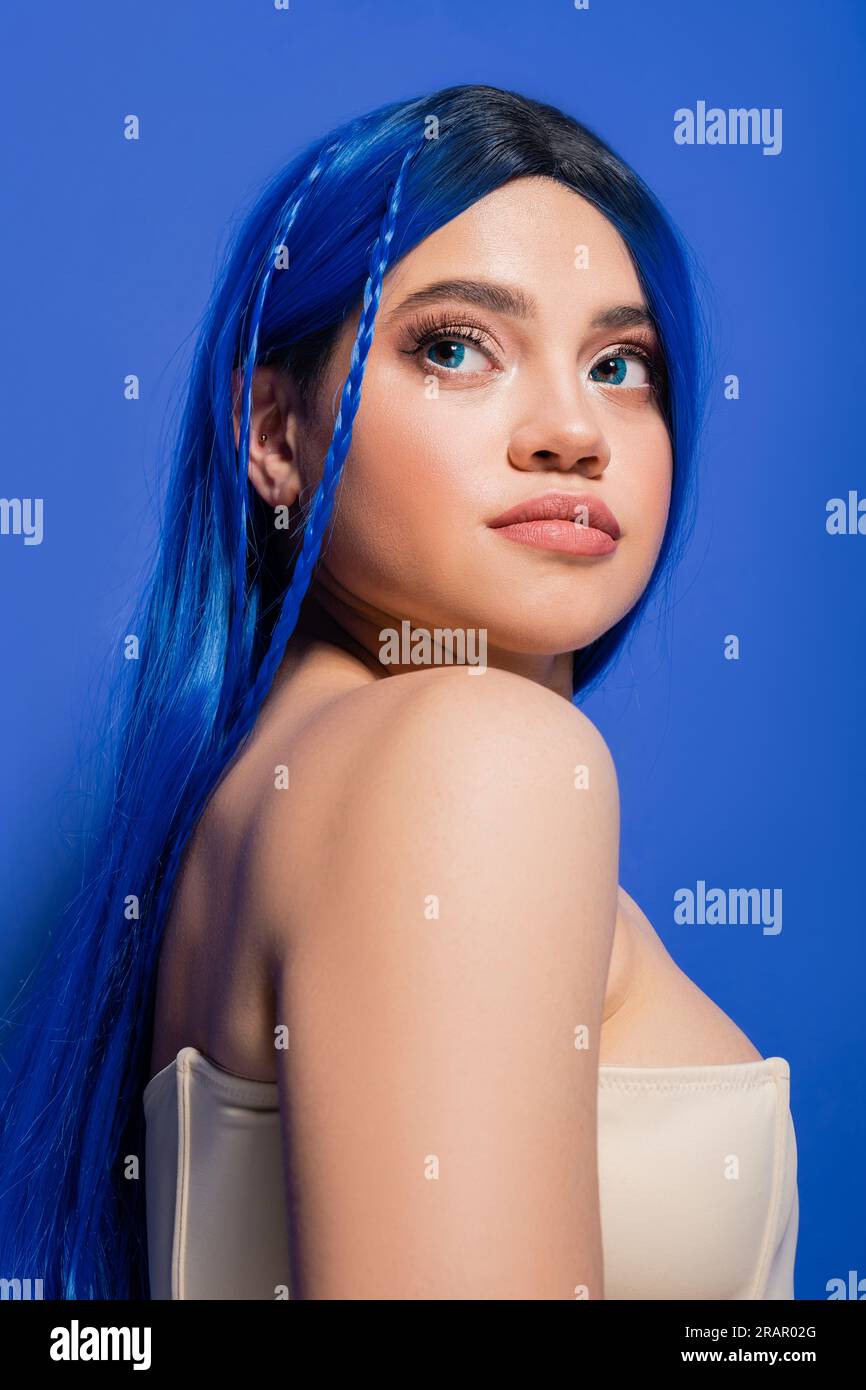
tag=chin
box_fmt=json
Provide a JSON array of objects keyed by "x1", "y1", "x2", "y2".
[
  {"x1": 467, "y1": 589, "x2": 634, "y2": 649},
  {"x1": 462, "y1": 614, "x2": 616, "y2": 658}
]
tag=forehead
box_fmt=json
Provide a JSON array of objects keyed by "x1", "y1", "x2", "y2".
[{"x1": 381, "y1": 175, "x2": 643, "y2": 315}]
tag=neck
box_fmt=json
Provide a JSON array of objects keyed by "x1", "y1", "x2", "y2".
[{"x1": 276, "y1": 573, "x2": 576, "y2": 703}]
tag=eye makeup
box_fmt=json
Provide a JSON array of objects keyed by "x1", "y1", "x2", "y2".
[{"x1": 398, "y1": 308, "x2": 667, "y2": 397}]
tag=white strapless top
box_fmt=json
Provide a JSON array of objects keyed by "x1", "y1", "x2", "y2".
[{"x1": 143, "y1": 1045, "x2": 799, "y2": 1300}]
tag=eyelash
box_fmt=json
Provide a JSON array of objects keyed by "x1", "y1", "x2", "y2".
[
  {"x1": 402, "y1": 312, "x2": 665, "y2": 392},
  {"x1": 402, "y1": 314, "x2": 494, "y2": 365}
]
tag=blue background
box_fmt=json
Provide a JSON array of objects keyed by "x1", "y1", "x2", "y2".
[{"x1": 1, "y1": 0, "x2": 863, "y2": 1300}]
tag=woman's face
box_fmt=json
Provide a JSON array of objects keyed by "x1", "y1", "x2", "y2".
[{"x1": 272, "y1": 175, "x2": 672, "y2": 666}]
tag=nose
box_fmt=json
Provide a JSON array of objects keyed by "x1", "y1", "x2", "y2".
[{"x1": 507, "y1": 387, "x2": 611, "y2": 478}]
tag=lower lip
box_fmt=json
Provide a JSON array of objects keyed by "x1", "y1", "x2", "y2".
[{"x1": 489, "y1": 519, "x2": 619, "y2": 556}]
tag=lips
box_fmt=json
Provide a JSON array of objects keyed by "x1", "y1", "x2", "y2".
[{"x1": 487, "y1": 490, "x2": 621, "y2": 540}]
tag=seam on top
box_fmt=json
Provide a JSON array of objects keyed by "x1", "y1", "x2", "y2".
[
  {"x1": 183, "y1": 1059, "x2": 280, "y2": 1108},
  {"x1": 171, "y1": 1051, "x2": 193, "y2": 1301},
  {"x1": 146, "y1": 1046, "x2": 280, "y2": 1109},
  {"x1": 149, "y1": 1047, "x2": 789, "y2": 1105},
  {"x1": 597, "y1": 1074, "x2": 781, "y2": 1095}
]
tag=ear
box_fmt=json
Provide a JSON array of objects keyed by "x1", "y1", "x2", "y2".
[{"x1": 231, "y1": 364, "x2": 304, "y2": 509}]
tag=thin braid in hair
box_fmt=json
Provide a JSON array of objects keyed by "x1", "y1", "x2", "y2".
[
  {"x1": 227, "y1": 137, "x2": 342, "y2": 688},
  {"x1": 143, "y1": 143, "x2": 423, "y2": 957},
  {"x1": 234, "y1": 137, "x2": 425, "y2": 734}
]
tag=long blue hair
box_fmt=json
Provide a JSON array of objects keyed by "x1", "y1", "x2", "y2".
[{"x1": 0, "y1": 83, "x2": 711, "y2": 1298}]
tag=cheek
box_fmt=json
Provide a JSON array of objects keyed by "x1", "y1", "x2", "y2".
[
  {"x1": 643, "y1": 452, "x2": 673, "y2": 539},
  {"x1": 323, "y1": 376, "x2": 493, "y2": 580},
  {"x1": 621, "y1": 427, "x2": 673, "y2": 569}
]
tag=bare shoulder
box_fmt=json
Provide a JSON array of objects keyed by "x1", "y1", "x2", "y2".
[
  {"x1": 278, "y1": 664, "x2": 617, "y2": 818},
  {"x1": 300, "y1": 663, "x2": 615, "y2": 760},
  {"x1": 251, "y1": 666, "x2": 620, "y2": 958},
  {"x1": 338, "y1": 665, "x2": 620, "y2": 796}
]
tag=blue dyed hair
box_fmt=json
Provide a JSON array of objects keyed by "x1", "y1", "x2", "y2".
[{"x1": 0, "y1": 84, "x2": 710, "y2": 1298}]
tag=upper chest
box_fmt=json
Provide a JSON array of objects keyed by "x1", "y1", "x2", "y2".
[{"x1": 599, "y1": 887, "x2": 762, "y2": 1066}]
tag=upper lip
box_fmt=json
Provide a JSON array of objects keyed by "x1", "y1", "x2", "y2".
[{"x1": 486, "y1": 490, "x2": 621, "y2": 540}]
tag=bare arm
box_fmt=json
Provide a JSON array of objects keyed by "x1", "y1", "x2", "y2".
[{"x1": 264, "y1": 668, "x2": 620, "y2": 1299}]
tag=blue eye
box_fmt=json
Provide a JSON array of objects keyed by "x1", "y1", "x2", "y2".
[
  {"x1": 403, "y1": 317, "x2": 498, "y2": 376},
  {"x1": 589, "y1": 351, "x2": 652, "y2": 388},
  {"x1": 424, "y1": 338, "x2": 489, "y2": 372}
]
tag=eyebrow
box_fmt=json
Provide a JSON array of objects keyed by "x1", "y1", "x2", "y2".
[{"x1": 381, "y1": 277, "x2": 656, "y2": 334}]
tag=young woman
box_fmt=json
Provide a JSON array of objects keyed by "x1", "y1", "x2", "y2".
[{"x1": 0, "y1": 83, "x2": 798, "y2": 1300}]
